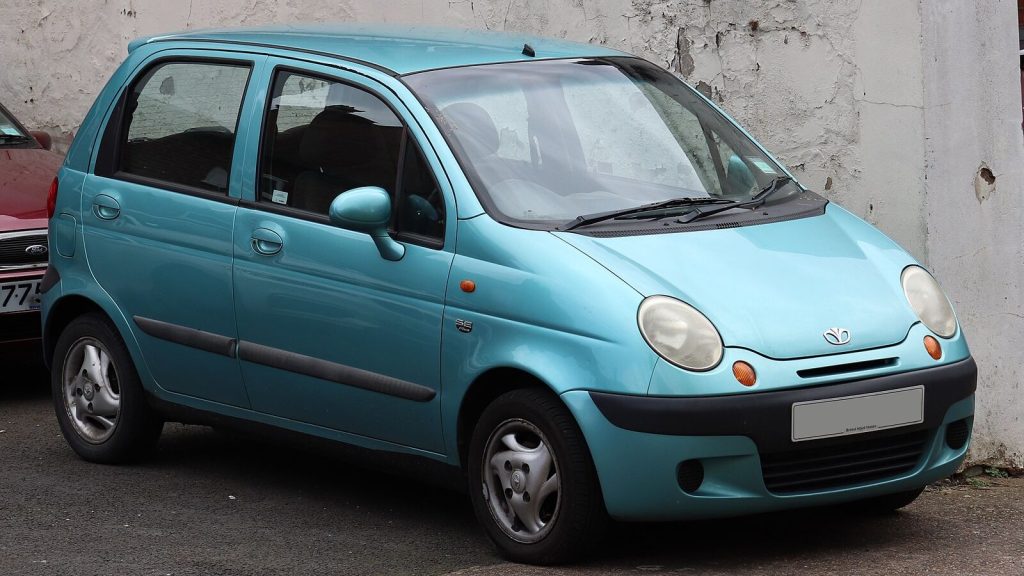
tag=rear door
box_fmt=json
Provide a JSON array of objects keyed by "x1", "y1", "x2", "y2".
[
  {"x1": 82, "y1": 51, "x2": 266, "y2": 407},
  {"x1": 231, "y1": 60, "x2": 455, "y2": 452}
]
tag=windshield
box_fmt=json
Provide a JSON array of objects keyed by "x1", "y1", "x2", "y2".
[
  {"x1": 0, "y1": 106, "x2": 29, "y2": 139},
  {"x1": 405, "y1": 57, "x2": 801, "y2": 227}
]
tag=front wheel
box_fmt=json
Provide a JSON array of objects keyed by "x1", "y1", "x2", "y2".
[
  {"x1": 467, "y1": 388, "x2": 608, "y2": 564},
  {"x1": 52, "y1": 313, "x2": 163, "y2": 463}
]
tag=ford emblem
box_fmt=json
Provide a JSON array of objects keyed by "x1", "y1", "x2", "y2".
[{"x1": 25, "y1": 244, "x2": 48, "y2": 256}]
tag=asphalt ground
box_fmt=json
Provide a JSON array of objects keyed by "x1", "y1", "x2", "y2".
[{"x1": 2, "y1": 365, "x2": 1022, "y2": 576}]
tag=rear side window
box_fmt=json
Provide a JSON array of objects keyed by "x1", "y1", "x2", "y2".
[
  {"x1": 117, "y1": 61, "x2": 251, "y2": 193},
  {"x1": 258, "y1": 70, "x2": 444, "y2": 243}
]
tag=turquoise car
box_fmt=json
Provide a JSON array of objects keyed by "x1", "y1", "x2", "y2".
[{"x1": 41, "y1": 25, "x2": 976, "y2": 564}]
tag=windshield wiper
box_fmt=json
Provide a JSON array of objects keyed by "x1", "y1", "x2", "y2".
[
  {"x1": 559, "y1": 197, "x2": 736, "y2": 231},
  {"x1": 0, "y1": 134, "x2": 32, "y2": 145},
  {"x1": 676, "y1": 176, "x2": 795, "y2": 224}
]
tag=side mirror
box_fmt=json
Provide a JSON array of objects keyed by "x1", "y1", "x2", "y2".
[
  {"x1": 329, "y1": 186, "x2": 405, "y2": 261},
  {"x1": 30, "y1": 131, "x2": 52, "y2": 151},
  {"x1": 725, "y1": 154, "x2": 756, "y2": 196}
]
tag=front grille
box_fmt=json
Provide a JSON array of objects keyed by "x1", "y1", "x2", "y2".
[
  {"x1": 796, "y1": 358, "x2": 899, "y2": 379},
  {"x1": 0, "y1": 231, "x2": 48, "y2": 268},
  {"x1": 0, "y1": 309, "x2": 41, "y2": 341},
  {"x1": 760, "y1": 429, "x2": 929, "y2": 494}
]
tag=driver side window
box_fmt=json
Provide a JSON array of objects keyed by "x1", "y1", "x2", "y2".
[{"x1": 259, "y1": 70, "x2": 444, "y2": 242}]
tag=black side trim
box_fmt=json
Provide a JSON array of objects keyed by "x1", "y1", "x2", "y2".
[
  {"x1": 133, "y1": 316, "x2": 237, "y2": 358},
  {"x1": 39, "y1": 266, "x2": 60, "y2": 294},
  {"x1": 237, "y1": 341, "x2": 436, "y2": 402},
  {"x1": 590, "y1": 357, "x2": 977, "y2": 453}
]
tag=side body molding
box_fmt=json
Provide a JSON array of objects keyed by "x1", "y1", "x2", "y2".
[{"x1": 133, "y1": 316, "x2": 435, "y2": 402}]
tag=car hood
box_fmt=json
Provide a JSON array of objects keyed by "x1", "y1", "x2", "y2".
[
  {"x1": 553, "y1": 205, "x2": 920, "y2": 359},
  {"x1": 0, "y1": 147, "x2": 61, "y2": 232}
]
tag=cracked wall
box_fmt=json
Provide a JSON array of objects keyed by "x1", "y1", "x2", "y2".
[
  {"x1": 921, "y1": 1, "x2": 1024, "y2": 466},
  {"x1": 1, "y1": 0, "x2": 1021, "y2": 464},
  {"x1": 0, "y1": 0, "x2": 924, "y2": 251},
  {"x1": 0, "y1": 0, "x2": 928, "y2": 251}
]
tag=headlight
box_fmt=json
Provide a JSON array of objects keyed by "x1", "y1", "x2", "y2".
[
  {"x1": 901, "y1": 266, "x2": 957, "y2": 338},
  {"x1": 638, "y1": 296, "x2": 723, "y2": 371}
]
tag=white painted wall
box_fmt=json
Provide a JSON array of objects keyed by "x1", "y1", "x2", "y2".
[
  {"x1": 1, "y1": 0, "x2": 1021, "y2": 464},
  {"x1": 921, "y1": 0, "x2": 1024, "y2": 465}
]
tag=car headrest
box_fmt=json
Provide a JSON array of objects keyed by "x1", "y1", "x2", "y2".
[
  {"x1": 299, "y1": 106, "x2": 382, "y2": 172},
  {"x1": 441, "y1": 102, "x2": 499, "y2": 157}
]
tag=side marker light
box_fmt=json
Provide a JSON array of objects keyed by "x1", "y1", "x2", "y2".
[{"x1": 733, "y1": 361, "x2": 757, "y2": 387}]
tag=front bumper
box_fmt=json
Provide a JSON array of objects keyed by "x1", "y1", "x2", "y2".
[{"x1": 563, "y1": 357, "x2": 976, "y2": 521}]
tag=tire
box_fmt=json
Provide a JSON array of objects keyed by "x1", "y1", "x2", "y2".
[
  {"x1": 52, "y1": 312, "x2": 163, "y2": 463},
  {"x1": 467, "y1": 388, "x2": 609, "y2": 564},
  {"x1": 849, "y1": 486, "x2": 925, "y2": 514}
]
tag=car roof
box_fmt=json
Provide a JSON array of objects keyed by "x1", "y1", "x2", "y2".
[{"x1": 130, "y1": 24, "x2": 629, "y2": 76}]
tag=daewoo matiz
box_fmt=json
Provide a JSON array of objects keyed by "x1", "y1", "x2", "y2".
[{"x1": 42, "y1": 25, "x2": 975, "y2": 564}]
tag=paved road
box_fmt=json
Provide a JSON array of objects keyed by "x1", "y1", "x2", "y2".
[{"x1": 2, "y1": 366, "x2": 1022, "y2": 576}]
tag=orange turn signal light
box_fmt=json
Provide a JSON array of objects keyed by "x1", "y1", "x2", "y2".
[
  {"x1": 733, "y1": 361, "x2": 757, "y2": 387},
  {"x1": 924, "y1": 335, "x2": 942, "y2": 360},
  {"x1": 460, "y1": 279, "x2": 476, "y2": 293}
]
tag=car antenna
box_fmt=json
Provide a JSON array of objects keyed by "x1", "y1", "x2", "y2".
[{"x1": 522, "y1": 43, "x2": 536, "y2": 57}]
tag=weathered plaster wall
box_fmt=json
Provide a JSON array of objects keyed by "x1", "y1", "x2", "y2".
[
  {"x1": 0, "y1": 0, "x2": 934, "y2": 253},
  {"x1": 1, "y1": 1, "x2": 1021, "y2": 463},
  {"x1": 922, "y1": 0, "x2": 1024, "y2": 465}
]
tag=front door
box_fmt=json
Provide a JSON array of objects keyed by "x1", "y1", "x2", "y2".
[
  {"x1": 232, "y1": 63, "x2": 453, "y2": 452},
  {"x1": 82, "y1": 53, "x2": 264, "y2": 407}
]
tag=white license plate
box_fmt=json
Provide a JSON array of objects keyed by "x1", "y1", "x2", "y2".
[
  {"x1": 792, "y1": 386, "x2": 924, "y2": 442},
  {"x1": 0, "y1": 280, "x2": 42, "y2": 313}
]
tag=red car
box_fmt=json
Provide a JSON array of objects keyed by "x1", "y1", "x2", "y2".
[{"x1": 0, "y1": 101, "x2": 61, "y2": 363}]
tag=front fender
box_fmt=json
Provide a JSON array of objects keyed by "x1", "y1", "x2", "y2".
[{"x1": 439, "y1": 216, "x2": 658, "y2": 461}]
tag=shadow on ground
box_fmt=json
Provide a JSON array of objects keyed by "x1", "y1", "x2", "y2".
[{"x1": 3, "y1": 369, "x2": 1021, "y2": 576}]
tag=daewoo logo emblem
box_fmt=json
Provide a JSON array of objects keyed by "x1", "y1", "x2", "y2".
[
  {"x1": 25, "y1": 245, "x2": 47, "y2": 256},
  {"x1": 823, "y1": 327, "x2": 851, "y2": 345}
]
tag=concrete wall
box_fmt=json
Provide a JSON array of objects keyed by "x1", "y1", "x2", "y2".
[
  {"x1": 1, "y1": 0, "x2": 1021, "y2": 464},
  {"x1": 922, "y1": 0, "x2": 1024, "y2": 465}
]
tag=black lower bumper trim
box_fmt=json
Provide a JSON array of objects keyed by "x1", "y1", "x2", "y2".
[{"x1": 590, "y1": 357, "x2": 977, "y2": 453}]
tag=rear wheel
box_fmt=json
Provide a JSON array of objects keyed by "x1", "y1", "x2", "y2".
[
  {"x1": 467, "y1": 388, "x2": 608, "y2": 564},
  {"x1": 52, "y1": 313, "x2": 162, "y2": 463}
]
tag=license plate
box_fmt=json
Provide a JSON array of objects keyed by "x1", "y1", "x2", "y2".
[
  {"x1": 792, "y1": 386, "x2": 924, "y2": 442},
  {"x1": 0, "y1": 280, "x2": 42, "y2": 313}
]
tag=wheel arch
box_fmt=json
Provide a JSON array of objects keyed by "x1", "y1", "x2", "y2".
[
  {"x1": 43, "y1": 295, "x2": 110, "y2": 369},
  {"x1": 455, "y1": 367, "x2": 556, "y2": 470}
]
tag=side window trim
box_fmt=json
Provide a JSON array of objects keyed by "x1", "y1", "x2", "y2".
[
  {"x1": 94, "y1": 55, "x2": 255, "y2": 201},
  {"x1": 252, "y1": 64, "x2": 446, "y2": 249},
  {"x1": 112, "y1": 172, "x2": 242, "y2": 206},
  {"x1": 392, "y1": 129, "x2": 445, "y2": 250}
]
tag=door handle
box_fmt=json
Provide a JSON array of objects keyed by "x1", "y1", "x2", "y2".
[
  {"x1": 250, "y1": 228, "x2": 283, "y2": 256},
  {"x1": 92, "y1": 194, "x2": 121, "y2": 220}
]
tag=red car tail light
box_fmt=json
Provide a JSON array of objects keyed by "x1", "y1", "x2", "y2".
[{"x1": 47, "y1": 177, "x2": 58, "y2": 219}]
